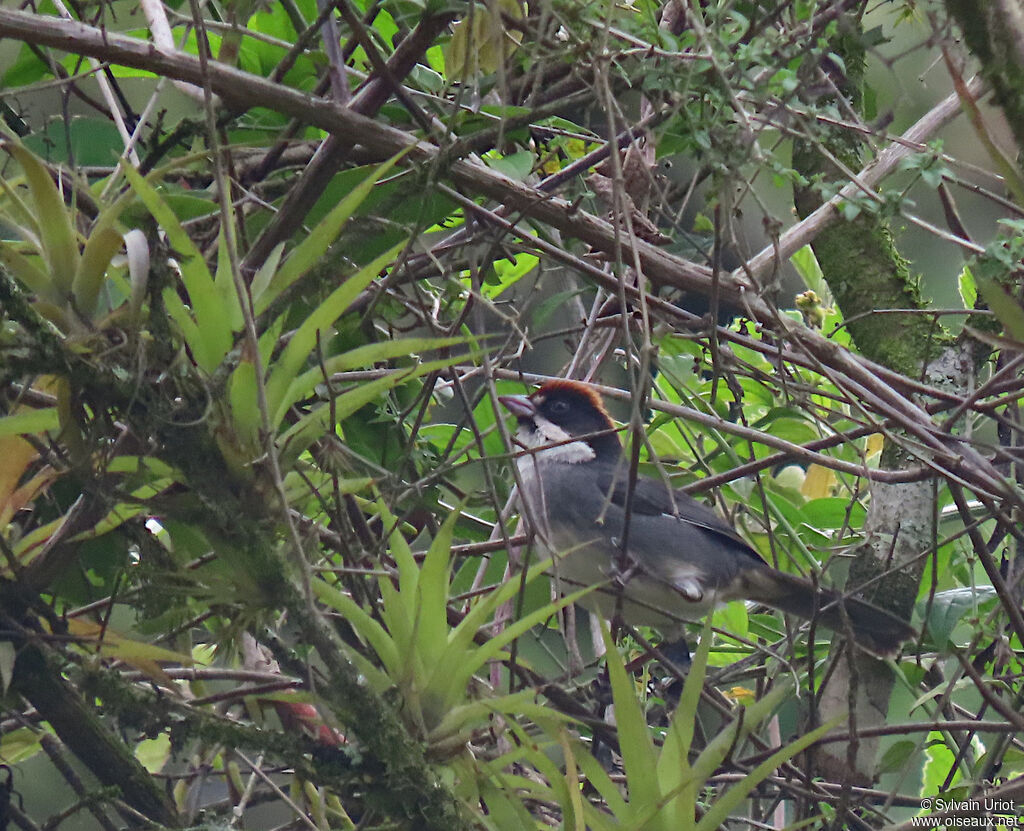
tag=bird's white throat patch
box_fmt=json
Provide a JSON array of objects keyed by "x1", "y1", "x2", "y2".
[{"x1": 516, "y1": 414, "x2": 596, "y2": 464}]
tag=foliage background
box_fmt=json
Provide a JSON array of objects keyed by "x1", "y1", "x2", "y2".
[{"x1": 1, "y1": 0, "x2": 1023, "y2": 828}]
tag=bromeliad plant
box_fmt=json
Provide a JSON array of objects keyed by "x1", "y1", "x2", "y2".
[
  {"x1": 312, "y1": 503, "x2": 597, "y2": 824},
  {"x1": 0, "y1": 142, "x2": 464, "y2": 470},
  {"x1": 0, "y1": 142, "x2": 160, "y2": 575},
  {"x1": 508, "y1": 620, "x2": 843, "y2": 831},
  {"x1": 0, "y1": 143, "x2": 463, "y2": 579},
  {"x1": 117, "y1": 151, "x2": 465, "y2": 482},
  {"x1": 314, "y1": 504, "x2": 590, "y2": 759},
  {"x1": 0, "y1": 141, "x2": 148, "y2": 336}
]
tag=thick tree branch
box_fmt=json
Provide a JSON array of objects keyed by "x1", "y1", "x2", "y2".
[{"x1": 5, "y1": 628, "x2": 180, "y2": 827}]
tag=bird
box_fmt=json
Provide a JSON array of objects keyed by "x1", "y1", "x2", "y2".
[{"x1": 499, "y1": 380, "x2": 916, "y2": 657}]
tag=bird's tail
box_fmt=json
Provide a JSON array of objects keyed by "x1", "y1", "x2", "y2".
[{"x1": 742, "y1": 568, "x2": 915, "y2": 658}]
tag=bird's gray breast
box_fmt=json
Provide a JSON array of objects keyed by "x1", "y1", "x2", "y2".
[{"x1": 516, "y1": 459, "x2": 723, "y2": 628}]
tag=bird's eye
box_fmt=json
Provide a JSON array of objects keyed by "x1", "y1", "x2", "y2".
[{"x1": 549, "y1": 400, "x2": 570, "y2": 415}]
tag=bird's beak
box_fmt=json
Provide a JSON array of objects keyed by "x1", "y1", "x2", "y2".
[{"x1": 498, "y1": 394, "x2": 536, "y2": 420}]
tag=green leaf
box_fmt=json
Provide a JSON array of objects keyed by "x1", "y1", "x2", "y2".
[
  {"x1": 428, "y1": 688, "x2": 541, "y2": 745},
  {"x1": 651, "y1": 617, "x2": 715, "y2": 827},
  {"x1": 755, "y1": 416, "x2": 817, "y2": 445},
  {"x1": 532, "y1": 287, "x2": 584, "y2": 327},
  {"x1": 161, "y1": 286, "x2": 204, "y2": 358},
  {"x1": 277, "y1": 355, "x2": 455, "y2": 467},
  {"x1": 214, "y1": 229, "x2": 244, "y2": 333},
  {"x1": 314, "y1": 577, "x2": 401, "y2": 676},
  {"x1": 255, "y1": 151, "x2": 408, "y2": 315},
  {"x1": 572, "y1": 736, "x2": 630, "y2": 818},
  {"x1": 3, "y1": 43, "x2": 49, "y2": 89},
  {"x1": 800, "y1": 497, "x2": 866, "y2": 530},
  {"x1": 23, "y1": 118, "x2": 124, "y2": 167},
  {"x1": 429, "y1": 555, "x2": 562, "y2": 710},
  {"x1": 286, "y1": 335, "x2": 467, "y2": 420},
  {"x1": 0, "y1": 170, "x2": 41, "y2": 237},
  {"x1": 364, "y1": 502, "x2": 418, "y2": 669},
  {"x1": 975, "y1": 273, "x2": 1024, "y2": 340},
  {"x1": 227, "y1": 352, "x2": 262, "y2": 451},
  {"x1": 672, "y1": 615, "x2": 713, "y2": 759},
  {"x1": 73, "y1": 226, "x2": 124, "y2": 318},
  {"x1": 120, "y1": 193, "x2": 219, "y2": 226},
  {"x1": 443, "y1": 0, "x2": 524, "y2": 81},
  {"x1": 134, "y1": 733, "x2": 171, "y2": 774},
  {"x1": 716, "y1": 600, "x2": 749, "y2": 641},
  {"x1": 692, "y1": 711, "x2": 843, "y2": 831},
  {"x1": 3, "y1": 142, "x2": 78, "y2": 297},
  {"x1": 0, "y1": 408, "x2": 60, "y2": 436},
  {"x1": 415, "y1": 509, "x2": 461, "y2": 672},
  {"x1": 0, "y1": 727, "x2": 43, "y2": 764},
  {"x1": 439, "y1": 584, "x2": 587, "y2": 713},
  {"x1": 483, "y1": 253, "x2": 538, "y2": 299},
  {"x1": 921, "y1": 730, "x2": 958, "y2": 796},
  {"x1": 120, "y1": 161, "x2": 229, "y2": 372},
  {"x1": 486, "y1": 150, "x2": 534, "y2": 181},
  {"x1": 265, "y1": 242, "x2": 402, "y2": 426},
  {"x1": 476, "y1": 778, "x2": 536, "y2": 831},
  {"x1": 0, "y1": 244, "x2": 55, "y2": 300},
  {"x1": 878, "y1": 739, "x2": 918, "y2": 774},
  {"x1": 250, "y1": 241, "x2": 285, "y2": 303},
  {"x1": 688, "y1": 679, "x2": 789, "y2": 791},
  {"x1": 600, "y1": 623, "x2": 659, "y2": 815},
  {"x1": 921, "y1": 586, "x2": 997, "y2": 646}
]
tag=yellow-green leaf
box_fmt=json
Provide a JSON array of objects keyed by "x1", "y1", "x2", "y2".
[
  {"x1": 135, "y1": 733, "x2": 171, "y2": 774},
  {"x1": 4, "y1": 142, "x2": 78, "y2": 296},
  {"x1": 73, "y1": 226, "x2": 124, "y2": 318},
  {"x1": 444, "y1": 0, "x2": 524, "y2": 81},
  {"x1": 265, "y1": 241, "x2": 403, "y2": 427},
  {"x1": 0, "y1": 408, "x2": 60, "y2": 437},
  {"x1": 121, "y1": 161, "x2": 228, "y2": 372},
  {"x1": 66, "y1": 618, "x2": 192, "y2": 690},
  {"x1": 0, "y1": 243, "x2": 58, "y2": 301},
  {"x1": 255, "y1": 152, "x2": 408, "y2": 316}
]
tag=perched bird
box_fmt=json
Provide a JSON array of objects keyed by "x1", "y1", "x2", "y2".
[{"x1": 499, "y1": 380, "x2": 915, "y2": 657}]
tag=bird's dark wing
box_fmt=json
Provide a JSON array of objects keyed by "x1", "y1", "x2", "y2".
[{"x1": 595, "y1": 467, "x2": 763, "y2": 563}]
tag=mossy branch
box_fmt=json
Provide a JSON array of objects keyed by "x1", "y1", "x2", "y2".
[
  {"x1": 6, "y1": 633, "x2": 181, "y2": 827},
  {"x1": 790, "y1": 32, "x2": 951, "y2": 377}
]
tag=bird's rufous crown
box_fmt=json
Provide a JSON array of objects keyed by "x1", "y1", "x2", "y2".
[{"x1": 532, "y1": 380, "x2": 612, "y2": 423}]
